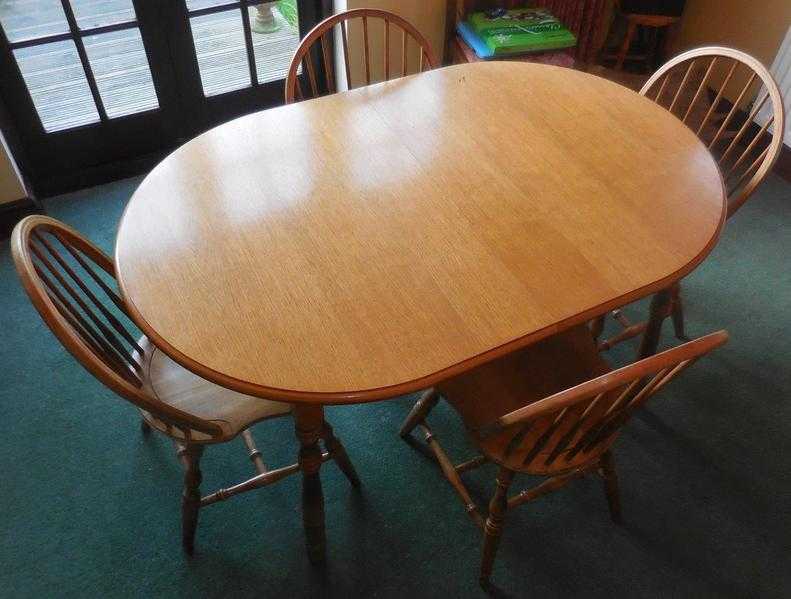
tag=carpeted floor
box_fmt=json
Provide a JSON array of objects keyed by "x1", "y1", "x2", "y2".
[{"x1": 1, "y1": 173, "x2": 790, "y2": 598}]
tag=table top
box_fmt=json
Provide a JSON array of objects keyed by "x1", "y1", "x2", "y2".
[{"x1": 116, "y1": 61, "x2": 725, "y2": 404}]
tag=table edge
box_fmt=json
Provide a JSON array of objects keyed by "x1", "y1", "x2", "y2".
[
  {"x1": 117, "y1": 202, "x2": 726, "y2": 405},
  {"x1": 115, "y1": 62, "x2": 728, "y2": 404}
]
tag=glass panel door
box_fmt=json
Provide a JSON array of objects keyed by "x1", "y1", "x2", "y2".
[
  {"x1": 0, "y1": 0, "x2": 159, "y2": 132},
  {"x1": 170, "y1": 0, "x2": 320, "y2": 129},
  {"x1": 0, "y1": 0, "x2": 325, "y2": 194},
  {"x1": 186, "y1": 1, "x2": 301, "y2": 96}
]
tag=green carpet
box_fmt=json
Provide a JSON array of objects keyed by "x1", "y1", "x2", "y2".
[{"x1": 1, "y1": 174, "x2": 790, "y2": 598}]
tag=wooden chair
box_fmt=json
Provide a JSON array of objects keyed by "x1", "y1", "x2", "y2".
[
  {"x1": 400, "y1": 324, "x2": 728, "y2": 586},
  {"x1": 594, "y1": 47, "x2": 785, "y2": 351},
  {"x1": 285, "y1": 8, "x2": 436, "y2": 104},
  {"x1": 11, "y1": 215, "x2": 360, "y2": 554},
  {"x1": 447, "y1": 0, "x2": 608, "y2": 69}
]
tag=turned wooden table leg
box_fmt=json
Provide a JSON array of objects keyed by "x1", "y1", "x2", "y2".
[
  {"x1": 638, "y1": 288, "x2": 672, "y2": 359},
  {"x1": 294, "y1": 404, "x2": 327, "y2": 564}
]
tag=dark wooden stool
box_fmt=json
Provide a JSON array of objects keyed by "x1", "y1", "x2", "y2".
[{"x1": 603, "y1": 3, "x2": 680, "y2": 71}]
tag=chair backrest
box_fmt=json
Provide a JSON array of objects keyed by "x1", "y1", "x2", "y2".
[
  {"x1": 11, "y1": 215, "x2": 222, "y2": 439},
  {"x1": 450, "y1": 1, "x2": 607, "y2": 64},
  {"x1": 285, "y1": 8, "x2": 436, "y2": 104},
  {"x1": 476, "y1": 331, "x2": 728, "y2": 474},
  {"x1": 640, "y1": 47, "x2": 786, "y2": 218}
]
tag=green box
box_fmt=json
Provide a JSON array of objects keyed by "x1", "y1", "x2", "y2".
[{"x1": 469, "y1": 8, "x2": 577, "y2": 56}]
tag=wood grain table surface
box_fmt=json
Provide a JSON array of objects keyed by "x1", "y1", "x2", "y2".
[{"x1": 115, "y1": 61, "x2": 726, "y2": 404}]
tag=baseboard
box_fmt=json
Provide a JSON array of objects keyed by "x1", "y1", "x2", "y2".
[
  {"x1": 33, "y1": 151, "x2": 164, "y2": 199},
  {"x1": 0, "y1": 195, "x2": 43, "y2": 240},
  {"x1": 774, "y1": 143, "x2": 791, "y2": 184}
]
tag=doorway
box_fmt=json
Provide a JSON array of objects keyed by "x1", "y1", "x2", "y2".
[{"x1": 0, "y1": 0, "x2": 326, "y2": 195}]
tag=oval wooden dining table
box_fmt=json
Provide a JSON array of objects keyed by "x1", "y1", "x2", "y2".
[{"x1": 115, "y1": 61, "x2": 726, "y2": 563}]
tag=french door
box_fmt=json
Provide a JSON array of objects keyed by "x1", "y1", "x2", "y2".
[{"x1": 0, "y1": 0, "x2": 326, "y2": 195}]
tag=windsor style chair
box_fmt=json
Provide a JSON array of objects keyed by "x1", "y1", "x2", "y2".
[
  {"x1": 400, "y1": 325, "x2": 728, "y2": 586},
  {"x1": 285, "y1": 8, "x2": 436, "y2": 104},
  {"x1": 11, "y1": 215, "x2": 360, "y2": 555},
  {"x1": 594, "y1": 46, "x2": 785, "y2": 352}
]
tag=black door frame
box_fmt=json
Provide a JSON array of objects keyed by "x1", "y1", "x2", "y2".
[
  {"x1": 168, "y1": 0, "x2": 327, "y2": 131},
  {"x1": 0, "y1": 0, "x2": 329, "y2": 197}
]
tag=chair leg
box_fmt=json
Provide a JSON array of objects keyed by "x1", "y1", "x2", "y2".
[
  {"x1": 322, "y1": 421, "x2": 361, "y2": 487},
  {"x1": 178, "y1": 444, "x2": 204, "y2": 555},
  {"x1": 480, "y1": 467, "x2": 515, "y2": 588},
  {"x1": 590, "y1": 315, "x2": 606, "y2": 342},
  {"x1": 615, "y1": 20, "x2": 637, "y2": 70},
  {"x1": 140, "y1": 419, "x2": 152, "y2": 435},
  {"x1": 638, "y1": 288, "x2": 672, "y2": 359},
  {"x1": 241, "y1": 429, "x2": 267, "y2": 474},
  {"x1": 399, "y1": 389, "x2": 440, "y2": 438},
  {"x1": 599, "y1": 450, "x2": 622, "y2": 524},
  {"x1": 670, "y1": 284, "x2": 687, "y2": 340}
]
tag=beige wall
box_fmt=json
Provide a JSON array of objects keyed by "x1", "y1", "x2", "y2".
[
  {"x1": 0, "y1": 131, "x2": 26, "y2": 205},
  {"x1": 335, "y1": 0, "x2": 447, "y2": 87},
  {"x1": 674, "y1": 0, "x2": 791, "y2": 67},
  {"x1": 670, "y1": 0, "x2": 790, "y2": 108}
]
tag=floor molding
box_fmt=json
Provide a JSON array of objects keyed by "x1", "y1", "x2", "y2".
[
  {"x1": 774, "y1": 143, "x2": 791, "y2": 184},
  {"x1": 0, "y1": 196, "x2": 43, "y2": 239}
]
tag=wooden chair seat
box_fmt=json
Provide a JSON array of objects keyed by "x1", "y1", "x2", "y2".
[
  {"x1": 138, "y1": 337, "x2": 292, "y2": 443},
  {"x1": 437, "y1": 325, "x2": 612, "y2": 474}
]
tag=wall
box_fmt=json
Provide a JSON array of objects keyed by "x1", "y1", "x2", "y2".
[
  {"x1": 334, "y1": 0, "x2": 447, "y2": 88},
  {"x1": 673, "y1": 0, "x2": 791, "y2": 67},
  {"x1": 0, "y1": 130, "x2": 26, "y2": 205},
  {"x1": 669, "y1": 0, "x2": 791, "y2": 112}
]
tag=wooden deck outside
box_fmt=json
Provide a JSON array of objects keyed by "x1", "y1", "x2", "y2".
[{"x1": 0, "y1": 1, "x2": 300, "y2": 132}]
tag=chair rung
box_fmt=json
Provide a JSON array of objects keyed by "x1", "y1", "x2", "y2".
[
  {"x1": 507, "y1": 469, "x2": 587, "y2": 509},
  {"x1": 455, "y1": 455, "x2": 488, "y2": 474},
  {"x1": 200, "y1": 451, "x2": 330, "y2": 507}
]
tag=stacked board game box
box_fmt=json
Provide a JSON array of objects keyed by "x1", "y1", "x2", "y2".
[{"x1": 457, "y1": 8, "x2": 577, "y2": 59}]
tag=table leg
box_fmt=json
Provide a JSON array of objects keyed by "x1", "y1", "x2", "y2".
[
  {"x1": 638, "y1": 288, "x2": 672, "y2": 359},
  {"x1": 294, "y1": 404, "x2": 326, "y2": 564}
]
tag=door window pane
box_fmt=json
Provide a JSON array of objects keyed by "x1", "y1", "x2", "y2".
[
  {"x1": 249, "y1": 3, "x2": 300, "y2": 85},
  {"x1": 186, "y1": 0, "x2": 238, "y2": 10},
  {"x1": 0, "y1": 0, "x2": 69, "y2": 43},
  {"x1": 83, "y1": 29, "x2": 159, "y2": 118},
  {"x1": 70, "y1": 0, "x2": 136, "y2": 29},
  {"x1": 13, "y1": 40, "x2": 100, "y2": 132},
  {"x1": 190, "y1": 10, "x2": 251, "y2": 97}
]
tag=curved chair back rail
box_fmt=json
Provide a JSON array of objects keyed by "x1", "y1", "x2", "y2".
[
  {"x1": 476, "y1": 330, "x2": 729, "y2": 474},
  {"x1": 640, "y1": 46, "x2": 785, "y2": 218},
  {"x1": 11, "y1": 215, "x2": 223, "y2": 440},
  {"x1": 285, "y1": 8, "x2": 436, "y2": 104}
]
